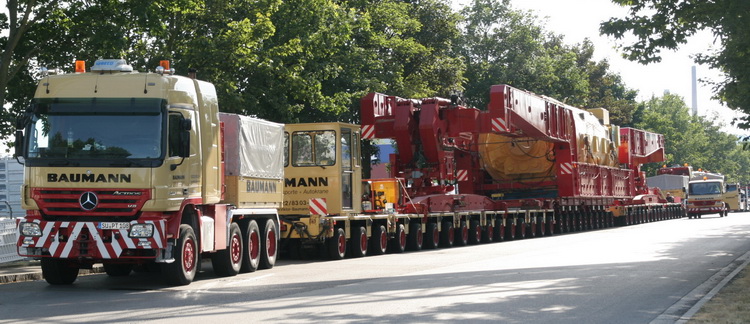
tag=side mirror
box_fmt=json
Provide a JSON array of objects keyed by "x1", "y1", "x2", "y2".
[{"x1": 14, "y1": 130, "x2": 24, "y2": 158}]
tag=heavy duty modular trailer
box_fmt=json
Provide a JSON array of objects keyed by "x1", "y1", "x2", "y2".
[
  {"x1": 280, "y1": 85, "x2": 686, "y2": 259},
  {"x1": 285, "y1": 200, "x2": 685, "y2": 260}
]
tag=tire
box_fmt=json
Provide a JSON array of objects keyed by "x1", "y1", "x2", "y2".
[
  {"x1": 469, "y1": 220, "x2": 482, "y2": 245},
  {"x1": 455, "y1": 221, "x2": 469, "y2": 246},
  {"x1": 162, "y1": 224, "x2": 198, "y2": 286},
  {"x1": 424, "y1": 222, "x2": 440, "y2": 249},
  {"x1": 493, "y1": 218, "x2": 504, "y2": 242},
  {"x1": 504, "y1": 219, "x2": 515, "y2": 241},
  {"x1": 482, "y1": 221, "x2": 494, "y2": 243},
  {"x1": 527, "y1": 219, "x2": 537, "y2": 238},
  {"x1": 369, "y1": 224, "x2": 388, "y2": 255},
  {"x1": 103, "y1": 263, "x2": 133, "y2": 277},
  {"x1": 538, "y1": 218, "x2": 546, "y2": 237},
  {"x1": 440, "y1": 221, "x2": 454, "y2": 247},
  {"x1": 328, "y1": 227, "x2": 347, "y2": 260},
  {"x1": 259, "y1": 220, "x2": 278, "y2": 269},
  {"x1": 516, "y1": 218, "x2": 526, "y2": 239},
  {"x1": 212, "y1": 222, "x2": 242, "y2": 277},
  {"x1": 41, "y1": 258, "x2": 79, "y2": 285},
  {"x1": 350, "y1": 226, "x2": 368, "y2": 258},
  {"x1": 240, "y1": 220, "x2": 261, "y2": 273},
  {"x1": 389, "y1": 223, "x2": 407, "y2": 253},
  {"x1": 407, "y1": 222, "x2": 423, "y2": 251}
]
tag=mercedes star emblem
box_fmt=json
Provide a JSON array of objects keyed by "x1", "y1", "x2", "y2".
[{"x1": 79, "y1": 192, "x2": 99, "y2": 211}]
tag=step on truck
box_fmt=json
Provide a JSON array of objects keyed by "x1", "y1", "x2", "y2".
[{"x1": 14, "y1": 59, "x2": 284, "y2": 285}]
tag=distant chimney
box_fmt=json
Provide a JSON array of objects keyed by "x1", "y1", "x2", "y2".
[{"x1": 691, "y1": 66, "x2": 698, "y2": 116}]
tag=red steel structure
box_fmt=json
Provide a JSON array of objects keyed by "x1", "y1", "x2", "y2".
[{"x1": 361, "y1": 84, "x2": 673, "y2": 229}]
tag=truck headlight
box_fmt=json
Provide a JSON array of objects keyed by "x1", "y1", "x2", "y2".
[
  {"x1": 20, "y1": 222, "x2": 42, "y2": 237},
  {"x1": 129, "y1": 224, "x2": 154, "y2": 238}
]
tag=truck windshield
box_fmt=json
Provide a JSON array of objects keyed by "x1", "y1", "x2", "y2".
[
  {"x1": 25, "y1": 98, "x2": 165, "y2": 164},
  {"x1": 689, "y1": 182, "x2": 722, "y2": 195}
]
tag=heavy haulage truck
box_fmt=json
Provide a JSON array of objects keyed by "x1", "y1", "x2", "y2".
[
  {"x1": 15, "y1": 59, "x2": 286, "y2": 285},
  {"x1": 280, "y1": 85, "x2": 685, "y2": 259},
  {"x1": 15, "y1": 58, "x2": 685, "y2": 285}
]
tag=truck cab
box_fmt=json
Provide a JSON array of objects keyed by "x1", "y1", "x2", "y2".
[{"x1": 687, "y1": 175, "x2": 727, "y2": 218}]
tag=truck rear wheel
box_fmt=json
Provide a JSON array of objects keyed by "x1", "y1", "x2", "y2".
[
  {"x1": 350, "y1": 226, "x2": 368, "y2": 257},
  {"x1": 424, "y1": 222, "x2": 440, "y2": 249},
  {"x1": 212, "y1": 222, "x2": 242, "y2": 277},
  {"x1": 455, "y1": 221, "x2": 469, "y2": 246},
  {"x1": 389, "y1": 223, "x2": 407, "y2": 253},
  {"x1": 407, "y1": 222, "x2": 423, "y2": 251},
  {"x1": 41, "y1": 258, "x2": 79, "y2": 285},
  {"x1": 162, "y1": 224, "x2": 198, "y2": 286},
  {"x1": 368, "y1": 225, "x2": 388, "y2": 255},
  {"x1": 469, "y1": 220, "x2": 481, "y2": 245},
  {"x1": 482, "y1": 222, "x2": 494, "y2": 243},
  {"x1": 259, "y1": 220, "x2": 278, "y2": 269},
  {"x1": 493, "y1": 218, "x2": 504, "y2": 242},
  {"x1": 328, "y1": 227, "x2": 347, "y2": 260},
  {"x1": 241, "y1": 220, "x2": 261, "y2": 272},
  {"x1": 440, "y1": 221, "x2": 454, "y2": 247}
]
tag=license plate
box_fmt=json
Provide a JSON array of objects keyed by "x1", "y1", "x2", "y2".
[{"x1": 99, "y1": 222, "x2": 130, "y2": 230}]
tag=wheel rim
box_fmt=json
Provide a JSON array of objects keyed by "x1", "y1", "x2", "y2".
[
  {"x1": 487, "y1": 225, "x2": 494, "y2": 241},
  {"x1": 416, "y1": 228, "x2": 423, "y2": 246},
  {"x1": 250, "y1": 230, "x2": 260, "y2": 260},
  {"x1": 360, "y1": 232, "x2": 368, "y2": 252},
  {"x1": 399, "y1": 228, "x2": 406, "y2": 248},
  {"x1": 266, "y1": 227, "x2": 277, "y2": 258},
  {"x1": 230, "y1": 233, "x2": 242, "y2": 265},
  {"x1": 183, "y1": 237, "x2": 196, "y2": 272},
  {"x1": 337, "y1": 234, "x2": 346, "y2": 255},
  {"x1": 380, "y1": 230, "x2": 388, "y2": 252},
  {"x1": 448, "y1": 226, "x2": 454, "y2": 243},
  {"x1": 432, "y1": 228, "x2": 439, "y2": 246},
  {"x1": 474, "y1": 225, "x2": 481, "y2": 242}
]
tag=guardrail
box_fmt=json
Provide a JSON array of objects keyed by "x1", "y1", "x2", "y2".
[{"x1": 0, "y1": 219, "x2": 22, "y2": 264}]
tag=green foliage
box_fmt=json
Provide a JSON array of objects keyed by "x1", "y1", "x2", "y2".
[
  {"x1": 601, "y1": 0, "x2": 750, "y2": 129},
  {"x1": 457, "y1": 0, "x2": 638, "y2": 122},
  {"x1": 3, "y1": 0, "x2": 748, "y2": 186},
  {"x1": 634, "y1": 93, "x2": 750, "y2": 184}
]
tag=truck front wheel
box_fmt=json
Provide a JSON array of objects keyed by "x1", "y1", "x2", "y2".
[
  {"x1": 162, "y1": 224, "x2": 198, "y2": 286},
  {"x1": 41, "y1": 258, "x2": 79, "y2": 285}
]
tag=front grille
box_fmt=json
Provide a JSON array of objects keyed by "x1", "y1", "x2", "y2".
[{"x1": 32, "y1": 188, "x2": 150, "y2": 218}]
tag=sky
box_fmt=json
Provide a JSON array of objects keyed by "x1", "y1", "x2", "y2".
[{"x1": 456, "y1": 0, "x2": 748, "y2": 136}]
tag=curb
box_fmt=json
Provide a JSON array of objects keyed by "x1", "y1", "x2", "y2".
[
  {"x1": 650, "y1": 249, "x2": 750, "y2": 323},
  {"x1": 0, "y1": 260, "x2": 104, "y2": 284}
]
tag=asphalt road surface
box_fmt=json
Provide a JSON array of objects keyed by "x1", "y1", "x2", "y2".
[{"x1": 1, "y1": 213, "x2": 749, "y2": 324}]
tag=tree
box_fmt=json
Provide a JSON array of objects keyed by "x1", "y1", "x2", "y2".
[
  {"x1": 634, "y1": 93, "x2": 750, "y2": 183},
  {"x1": 456, "y1": 0, "x2": 638, "y2": 125},
  {"x1": 1, "y1": 1, "x2": 80, "y2": 151},
  {"x1": 601, "y1": 0, "x2": 750, "y2": 129}
]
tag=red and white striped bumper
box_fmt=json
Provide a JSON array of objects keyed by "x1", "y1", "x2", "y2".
[
  {"x1": 687, "y1": 207, "x2": 723, "y2": 214},
  {"x1": 17, "y1": 219, "x2": 166, "y2": 260}
]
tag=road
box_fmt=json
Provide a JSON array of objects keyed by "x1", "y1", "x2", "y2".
[{"x1": 1, "y1": 213, "x2": 749, "y2": 324}]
